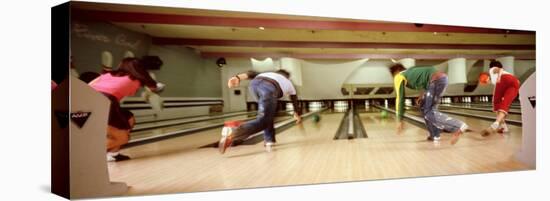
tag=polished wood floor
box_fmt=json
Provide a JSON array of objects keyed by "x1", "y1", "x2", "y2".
[{"x1": 108, "y1": 109, "x2": 530, "y2": 196}]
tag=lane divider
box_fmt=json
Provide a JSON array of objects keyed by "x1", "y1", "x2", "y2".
[
  {"x1": 132, "y1": 111, "x2": 257, "y2": 131},
  {"x1": 439, "y1": 105, "x2": 521, "y2": 115},
  {"x1": 438, "y1": 109, "x2": 522, "y2": 126},
  {"x1": 376, "y1": 104, "x2": 522, "y2": 127},
  {"x1": 125, "y1": 116, "x2": 260, "y2": 148},
  {"x1": 135, "y1": 110, "x2": 251, "y2": 124},
  {"x1": 333, "y1": 105, "x2": 368, "y2": 140},
  {"x1": 409, "y1": 105, "x2": 521, "y2": 126}
]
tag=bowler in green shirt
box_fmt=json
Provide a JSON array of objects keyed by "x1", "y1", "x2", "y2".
[{"x1": 390, "y1": 63, "x2": 469, "y2": 145}]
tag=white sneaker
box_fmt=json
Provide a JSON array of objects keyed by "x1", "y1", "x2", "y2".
[
  {"x1": 490, "y1": 122, "x2": 499, "y2": 130},
  {"x1": 427, "y1": 136, "x2": 440, "y2": 141},
  {"x1": 106, "y1": 152, "x2": 117, "y2": 162},
  {"x1": 460, "y1": 123, "x2": 469, "y2": 133},
  {"x1": 265, "y1": 142, "x2": 275, "y2": 152}
]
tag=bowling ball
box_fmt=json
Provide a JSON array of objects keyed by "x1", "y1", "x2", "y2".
[
  {"x1": 479, "y1": 72, "x2": 490, "y2": 85},
  {"x1": 312, "y1": 114, "x2": 321, "y2": 123},
  {"x1": 381, "y1": 110, "x2": 388, "y2": 118}
]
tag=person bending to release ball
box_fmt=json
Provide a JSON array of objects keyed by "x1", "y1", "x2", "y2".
[
  {"x1": 219, "y1": 69, "x2": 302, "y2": 154},
  {"x1": 89, "y1": 58, "x2": 165, "y2": 162},
  {"x1": 390, "y1": 64, "x2": 469, "y2": 145},
  {"x1": 481, "y1": 60, "x2": 520, "y2": 136}
]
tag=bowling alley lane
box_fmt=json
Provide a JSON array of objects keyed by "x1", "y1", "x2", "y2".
[
  {"x1": 449, "y1": 103, "x2": 521, "y2": 110},
  {"x1": 438, "y1": 108, "x2": 522, "y2": 121},
  {"x1": 440, "y1": 103, "x2": 522, "y2": 114},
  {"x1": 130, "y1": 111, "x2": 294, "y2": 142},
  {"x1": 404, "y1": 107, "x2": 522, "y2": 138},
  {"x1": 359, "y1": 107, "x2": 527, "y2": 173},
  {"x1": 108, "y1": 112, "x2": 342, "y2": 195},
  {"x1": 133, "y1": 111, "x2": 255, "y2": 129},
  {"x1": 129, "y1": 114, "x2": 258, "y2": 142},
  {"x1": 109, "y1": 109, "x2": 528, "y2": 196}
]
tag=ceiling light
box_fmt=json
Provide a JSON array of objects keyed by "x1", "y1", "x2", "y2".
[{"x1": 258, "y1": 27, "x2": 265, "y2": 30}]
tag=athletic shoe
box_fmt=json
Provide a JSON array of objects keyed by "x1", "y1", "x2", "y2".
[
  {"x1": 107, "y1": 154, "x2": 115, "y2": 162},
  {"x1": 265, "y1": 142, "x2": 275, "y2": 152},
  {"x1": 219, "y1": 131, "x2": 234, "y2": 154},
  {"x1": 427, "y1": 136, "x2": 441, "y2": 141}
]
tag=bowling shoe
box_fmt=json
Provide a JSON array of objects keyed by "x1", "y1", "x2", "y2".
[
  {"x1": 264, "y1": 142, "x2": 275, "y2": 152},
  {"x1": 219, "y1": 132, "x2": 234, "y2": 154}
]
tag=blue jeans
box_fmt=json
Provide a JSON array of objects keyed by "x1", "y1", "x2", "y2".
[
  {"x1": 233, "y1": 78, "x2": 279, "y2": 143},
  {"x1": 420, "y1": 76, "x2": 465, "y2": 138}
]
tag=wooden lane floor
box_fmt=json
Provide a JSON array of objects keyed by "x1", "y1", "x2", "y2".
[
  {"x1": 400, "y1": 107, "x2": 528, "y2": 169},
  {"x1": 355, "y1": 109, "x2": 528, "y2": 179},
  {"x1": 108, "y1": 110, "x2": 529, "y2": 196},
  {"x1": 109, "y1": 112, "x2": 344, "y2": 195}
]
